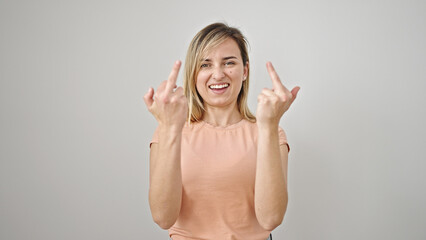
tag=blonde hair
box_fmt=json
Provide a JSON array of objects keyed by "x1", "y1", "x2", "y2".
[{"x1": 183, "y1": 22, "x2": 255, "y2": 123}]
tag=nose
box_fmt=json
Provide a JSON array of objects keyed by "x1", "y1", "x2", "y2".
[{"x1": 212, "y1": 65, "x2": 225, "y2": 80}]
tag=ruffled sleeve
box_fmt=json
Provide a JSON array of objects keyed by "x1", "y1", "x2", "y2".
[
  {"x1": 278, "y1": 127, "x2": 290, "y2": 152},
  {"x1": 149, "y1": 127, "x2": 159, "y2": 148}
]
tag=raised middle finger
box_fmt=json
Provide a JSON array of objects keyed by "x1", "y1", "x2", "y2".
[
  {"x1": 166, "y1": 60, "x2": 181, "y2": 93},
  {"x1": 266, "y1": 62, "x2": 289, "y2": 93}
]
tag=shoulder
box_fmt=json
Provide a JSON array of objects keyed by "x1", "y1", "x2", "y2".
[
  {"x1": 244, "y1": 120, "x2": 289, "y2": 150},
  {"x1": 278, "y1": 127, "x2": 290, "y2": 152}
]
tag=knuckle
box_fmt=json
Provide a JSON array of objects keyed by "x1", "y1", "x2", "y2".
[
  {"x1": 161, "y1": 96, "x2": 170, "y2": 103},
  {"x1": 170, "y1": 95, "x2": 180, "y2": 103}
]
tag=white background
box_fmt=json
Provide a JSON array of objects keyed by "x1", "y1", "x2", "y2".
[{"x1": 1, "y1": 0, "x2": 425, "y2": 239}]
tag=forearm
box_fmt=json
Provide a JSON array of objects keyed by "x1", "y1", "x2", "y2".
[
  {"x1": 149, "y1": 126, "x2": 183, "y2": 229},
  {"x1": 255, "y1": 124, "x2": 288, "y2": 231}
]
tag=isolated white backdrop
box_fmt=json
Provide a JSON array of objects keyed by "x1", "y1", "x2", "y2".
[{"x1": 1, "y1": 0, "x2": 425, "y2": 239}]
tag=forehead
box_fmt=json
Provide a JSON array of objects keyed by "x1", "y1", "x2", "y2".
[{"x1": 202, "y1": 38, "x2": 241, "y2": 60}]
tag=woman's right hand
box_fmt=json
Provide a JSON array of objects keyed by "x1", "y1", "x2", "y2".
[{"x1": 143, "y1": 60, "x2": 188, "y2": 130}]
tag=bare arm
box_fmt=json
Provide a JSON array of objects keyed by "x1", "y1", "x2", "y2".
[
  {"x1": 255, "y1": 62, "x2": 299, "y2": 230},
  {"x1": 149, "y1": 128, "x2": 182, "y2": 229},
  {"x1": 255, "y1": 126, "x2": 289, "y2": 231},
  {"x1": 144, "y1": 61, "x2": 187, "y2": 229}
]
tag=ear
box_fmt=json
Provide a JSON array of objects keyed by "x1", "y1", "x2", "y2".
[{"x1": 243, "y1": 61, "x2": 249, "y2": 81}]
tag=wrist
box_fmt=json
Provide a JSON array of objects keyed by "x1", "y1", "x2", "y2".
[
  {"x1": 256, "y1": 120, "x2": 279, "y2": 131},
  {"x1": 158, "y1": 123, "x2": 185, "y2": 134}
]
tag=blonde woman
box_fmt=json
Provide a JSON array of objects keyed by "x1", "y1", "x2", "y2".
[{"x1": 144, "y1": 22, "x2": 300, "y2": 240}]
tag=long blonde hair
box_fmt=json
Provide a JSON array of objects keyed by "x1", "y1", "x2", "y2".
[{"x1": 183, "y1": 22, "x2": 255, "y2": 123}]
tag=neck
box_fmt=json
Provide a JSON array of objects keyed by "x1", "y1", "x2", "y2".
[{"x1": 203, "y1": 103, "x2": 242, "y2": 127}]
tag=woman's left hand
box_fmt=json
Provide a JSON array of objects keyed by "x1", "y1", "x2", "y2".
[{"x1": 256, "y1": 62, "x2": 300, "y2": 127}]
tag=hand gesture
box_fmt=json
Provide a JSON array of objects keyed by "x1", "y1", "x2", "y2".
[
  {"x1": 143, "y1": 61, "x2": 188, "y2": 130},
  {"x1": 256, "y1": 62, "x2": 300, "y2": 127}
]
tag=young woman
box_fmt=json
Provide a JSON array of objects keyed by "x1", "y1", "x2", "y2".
[{"x1": 144, "y1": 22, "x2": 300, "y2": 240}]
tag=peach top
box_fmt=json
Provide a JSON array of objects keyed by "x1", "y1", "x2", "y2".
[{"x1": 150, "y1": 119, "x2": 289, "y2": 240}]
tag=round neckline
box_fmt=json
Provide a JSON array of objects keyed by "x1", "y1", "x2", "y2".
[{"x1": 201, "y1": 118, "x2": 246, "y2": 130}]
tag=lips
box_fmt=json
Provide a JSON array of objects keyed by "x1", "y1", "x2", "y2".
[{"x1": 209, "y1": 83, "x2": 229, "y2": 90}]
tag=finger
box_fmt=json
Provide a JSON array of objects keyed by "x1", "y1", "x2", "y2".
[
  {"x1": 166, "y1": 60, "x2": 182, "y2": 93},
  {"x1": 157, "y1": 80, "x2": 168, "y2": 93},
  {"x1": 143, "y1": 87, "x2": 154, "y2": 108},
  {"x1": 290, "y1": 86, "x2": 301, "y2": 103},
  {"x1": 159, "y1": 83, "x2": 177, "y2": 93},
  {"x1": 174, "y1": 86, "x2": 184, "y2": 96},
  {"x1": 257, "y1": 93, "x2": 268, "y2": 103},
  {"x1": 261, "y1": 88, "x2": 275, "y2": 97},
  {"x1": 266, "y1": 62, "x2": 287, "y2": 92}
]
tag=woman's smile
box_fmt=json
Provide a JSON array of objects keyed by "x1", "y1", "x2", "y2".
[{"x1": 209, "y1": 83, "x2": 230, "y2": 94}]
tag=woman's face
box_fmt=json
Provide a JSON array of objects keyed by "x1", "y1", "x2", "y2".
[{"x1": 196, "y1": 38, "x2": 248, "y2": 110}]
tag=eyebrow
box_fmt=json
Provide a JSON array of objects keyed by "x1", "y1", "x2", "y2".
[{"x1": 202, "y1": 56, "x2": 238, "y2": 62}]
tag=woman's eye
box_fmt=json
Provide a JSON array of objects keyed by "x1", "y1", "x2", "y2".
[
  {"x1": 225, "y1": 61, "x2": 235, "y2": 66},
  {"x1": 201, "y1": 63, "x2": 209, "y2": 68}
]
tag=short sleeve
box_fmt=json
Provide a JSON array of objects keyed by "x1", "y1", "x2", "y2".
[
  {"x1": 278, "y1": 127, "x2": 290, "y2": 152},
  {"x1": 149, "y1": 127, "x2": 159, "y2": 148}
]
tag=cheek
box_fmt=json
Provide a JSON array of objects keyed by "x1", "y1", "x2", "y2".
[
  {"x1": 226, "y1": 68, "x2": 242, "y2": 78},
  {"x1": 195, "y1": 75, "x2": 207, "y2": 92},
  {"x1": 195, "y1": 79, "x2": 202, "y2": 92},
  {"x1": 196, "y1": 71, "x2": 209, "y2": 83}
]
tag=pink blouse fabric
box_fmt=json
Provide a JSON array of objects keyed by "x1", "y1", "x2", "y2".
[{"x1": 150, "y1": 119, "x2": 289, "y2": 240}]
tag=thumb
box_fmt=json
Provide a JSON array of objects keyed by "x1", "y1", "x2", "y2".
[
  {"x1": 290, "y1": 86, "x2": 300, "y2": 103},
  {"x1": 143, "y1": 87, "x2": 154, "y2": 109}
]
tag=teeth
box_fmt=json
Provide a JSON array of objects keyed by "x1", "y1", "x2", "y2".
[{"x1": 209, "y1": 83, "x2": 229, "y2": 89}]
